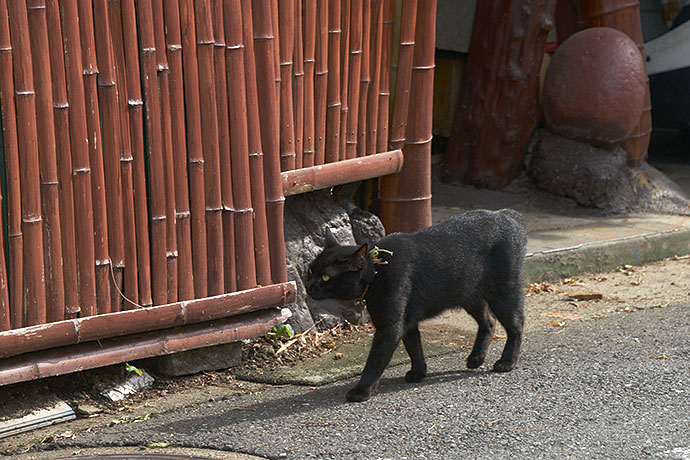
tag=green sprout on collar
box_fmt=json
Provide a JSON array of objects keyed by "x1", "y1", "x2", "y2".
[{"x1": 369, "y1": 246, "x2": 393, "y2": 264}]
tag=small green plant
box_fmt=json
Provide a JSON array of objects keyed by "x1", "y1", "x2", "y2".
[
  {"x1": 270, "y1": 323, "x2": 295, "y2": 339},
  {"x1": 125, "y1": 363, "x2": 143, "y2": 376}
]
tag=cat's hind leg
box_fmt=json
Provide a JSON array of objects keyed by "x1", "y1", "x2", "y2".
[
  {"x1": 403, "y1": 324, "x2": 427, "y2": 382},
  {"x1": 487, "y1": 285, "x2": 524, "y2": 372},
  {"x1": 465, "y1": 301, "x2": 496, "y2": 369}
]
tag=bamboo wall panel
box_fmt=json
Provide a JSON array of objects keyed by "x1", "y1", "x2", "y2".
[{"x1": 0, "y1": 0, "x2": 435, "y2": 368}]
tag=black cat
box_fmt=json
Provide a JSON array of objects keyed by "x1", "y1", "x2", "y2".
[{"x1": 305, "y1": 209, "x2": 527, "y2": 402}]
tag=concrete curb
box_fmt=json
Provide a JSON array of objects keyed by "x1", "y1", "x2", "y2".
[{"x1": 524, "y1": 227, "x2": 690, "y2": 283}]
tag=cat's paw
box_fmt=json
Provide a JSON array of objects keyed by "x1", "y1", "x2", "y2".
[
  {"x1": 466, "y1": 353, "x2": 485, "y2": 369},
  {"x1": 405, "y1": 369, "x2": 427, "y2": 383},
  {"x1": 346, "y1": 387, "x2": 373, "y2": 402},
  {"x1": 492, "y1": 360, "x2": 516, "y2": 372}
]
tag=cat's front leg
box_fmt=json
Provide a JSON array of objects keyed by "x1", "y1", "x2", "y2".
[{"x1": 346, "y1": 326, "x2": 402, "y2": 402}]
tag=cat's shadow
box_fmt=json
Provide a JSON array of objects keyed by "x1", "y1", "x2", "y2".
[{"x1": 154, "y1": 367, "x2": 492, "y2": 433}]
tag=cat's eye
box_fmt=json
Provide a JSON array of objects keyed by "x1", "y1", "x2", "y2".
[{"x1": 321, "y1": 274, "x2": 330, "y2": 282}]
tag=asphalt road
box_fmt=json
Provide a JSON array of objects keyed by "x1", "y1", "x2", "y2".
[{"x1": 53, "y1": 302, "x2": 689, "y2": 460}]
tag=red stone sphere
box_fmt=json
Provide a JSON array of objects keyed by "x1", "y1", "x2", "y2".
[{"x1": 542, "y1": 27, "x2": 646, "y2": 148}]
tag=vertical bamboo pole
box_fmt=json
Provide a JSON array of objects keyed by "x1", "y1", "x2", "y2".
[
  {"x1": 346, "y1": 0, "x2": 363, "y2": 159},
  {"x1": 108, "y1": 0, "x2": 139, "y2": 309},
  {"x1": 326, "y1": 0, "x2": 342, "y2": 163},
  {"x1": 314, "y1": 0, "x2": 329, "y2": 165},
  {"x1": 272, "y1": 0, "x2": 281, "y2": 104},
  {"x1": 303, "y1": 0, "x2": 317, "y2": 168},
  {"x1": 45, "y1": 0, "x2": 80, "y2": 318},
  {"x1": 7, "y1": 0, "x2": 47, "y2": 326},
  {"x1": 339, "y1": 0, "x2": 351, "y2": 161},
  {"x1": 26, "y1": 0, "x2": 65, "y2": 323},
  {"x1": 293, "y1": 0, "x2": 305, "y2": 170},
  {"x1": 163, "y1": 0, "x2": 194, "y2": 301},
  {"x1": 121, "y1": 0, "x2": 153, "y2": 306},
  {"x1": 377, "y1": 0, "x2": 393, "y2": 152},
  {"x1": 278, "y1": 0, "x2": 297, "y2": 171},
  {"x1": 211, "y1": 0, "x2": 237, "y2": 293},
  {"x1": 253, "y1": 0, "x2": 288, "y2": 284},
  {"x1": 387, "y1": 0, "x2": 416, "y2": 151},
  {"x1": 0, "y1": 189, "x2": 8, "y2": 330},
  {"x1": 366, "y1": 0, "x2": 384, "y2": 155},
  {"x1": 225, "y1": 0, "x2": 258, "y2": 291},
  {"x1": 194, "y1": 0, "x2": 225, "y2": 296},
  {"x1": 136, "y1": 0, "x2": 169, "y2": 305},
  {"x1": 380, "y1": 0, "x2": 434, "y2": 233},
  {"x1": 178, "y1": 0, "x2": 209, "y2": 298},
  {"x1": 152, "y1": 0, "x2": 179, "y2": 303},
  {"x1": 77, "y1": 0, "x2": 112, "y2": 315},
  {"x1": 92, "y1": 0, "x2": 126, "y2": 312},
  {"x1": 0, "y1": 0, "x2": 23, "y2": 328},
  {"x1": 356, "y1": 0, "x2": 372, "y2": 157},
  {"x1": 241, "y1": 0, "x2": 272, "y2": 287}
]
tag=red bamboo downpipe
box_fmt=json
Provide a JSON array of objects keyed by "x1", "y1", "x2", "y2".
[
  {"x1": 0, "y1": 282, "x2": 295, "y2": 360},
  {"x1": 303, "y1": 0, "x2": 317, "y2": 168},
  {"x1": 77, "y1": 0, "x2": 112, "y2": 315},
  {"x1": 225, "y1": 0, "x2": 258, "y2": 291},
  {"x1": 108, "y1": 0, "x2": 139, "y2": 309},
  {"x1": 253, "y1": 0, "x2": 288, "y2": 284},
  {"x1": 179, "y1": 0, "x2": 209, "y2": 298},
  {"x1": 92, "y1": 0, "x2": 126, "y2": 312},
  {"x1": 194, "y1": 0, "x2": 225, "y2": 296},
  {"x1": 26, "y1": 0, "x2": 65, "y2": 324},
  {"x1": 380, "y1": 0, "x2": 434, "y2": 233},
  {"x1": 0, "y1": 307, "x2": 292, "y2": 387},
  {"x1": 339, "y1": 0, "x2": 351, "y2": 161},
  {"x1": 45, "y1": 0, "x2": 80, "y2": 318},
  {"x1": 377, "y1": 0, "x2": 393, "y2": 152},
  {"x1": 293, "y1": 0, "x2": 305, "y2": 170},
  {"x1": 163, "y1": 0, "x2": 194, "y2": 301},
  {"x1": 152, "y1": 0, "x2": 179, "y2": 303},
  {"x1": 366, "y1": 0, "x2": 385, "y2": 155},
  {"x1": 313, "y1": 1, "x2": 329, "y2": 165},
  {"x1": 210, "y1": 0, "x2": 237, "y2": 293},
  {"x1": 8, "y1": 0, "x2": 47, "y2": 326},
  {"x1": 325, "y1": 0, "x2": 342, "y2": 164},
  {"x1": 356, "y1": 0, "x2": 372, "y2": 157},
  {"x1": 278, "y1": 0, "x2": 297, "y2": 171},
  {"x1": 121, "y1": 0, "x2": 153, "y2": 307},
  {"x1": 346, "y1": 0, "x2": 363, "y2": 159},
  {"x1": 241, "y1": 0, "x2": 272, "y2": 287},
  {"x1": 0, "y1": 0, "x2": 19, "y2": 329}
]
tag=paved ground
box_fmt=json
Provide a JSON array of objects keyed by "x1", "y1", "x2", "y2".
[{"x1": 35, "y1": 301, "x2": 688, "y2": 460}]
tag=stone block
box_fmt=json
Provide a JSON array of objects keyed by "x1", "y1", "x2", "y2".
[{"x1": 144, "y1": 342, "x2": 242, "y2": 377}]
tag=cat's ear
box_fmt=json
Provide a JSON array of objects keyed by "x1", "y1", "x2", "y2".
[
  {"x1": 348, "y1": 243, "x2": 368, "y2": 269},
  {"x1": 324, "y1": 228, "x2": 339, "y2": 248}
]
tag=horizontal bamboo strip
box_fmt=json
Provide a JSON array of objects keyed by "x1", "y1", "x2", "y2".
[
  {"x1": 0, "y1": 307, "x2": 292, "y2": 386},
  {"x1": 46, "y1": 0, "x2": 80, "y2": 318},
  {"x1": 0, "y1": 282, "x2": 295, "y2": 360},
  {"x1": 8, "y1": 0, "x2": 47, "y2": 326},
  {"x1": 282, "y1": 149, "x2": 404, "y2": 195}
]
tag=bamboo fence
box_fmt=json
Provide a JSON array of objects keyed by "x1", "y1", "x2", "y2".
[{"x1": 0, "y1": 0, "x2": 436, "y2": 382}]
